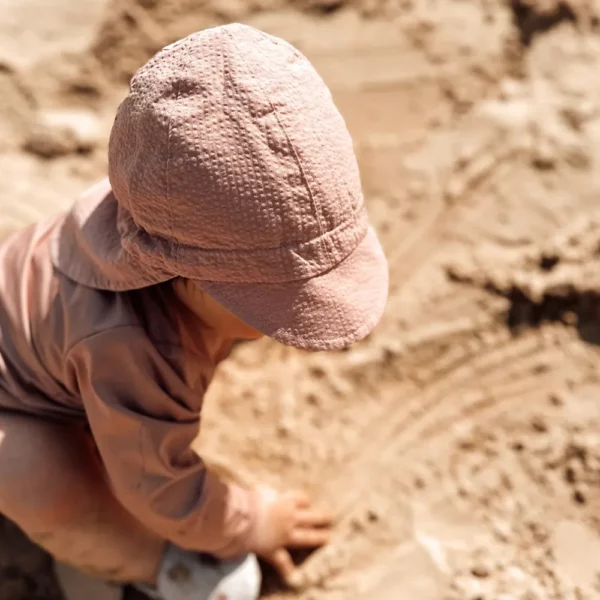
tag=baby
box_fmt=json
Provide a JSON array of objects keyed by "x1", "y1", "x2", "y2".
[{"x1": 0, "y1": 23, "x2": 388, "y2": 599}]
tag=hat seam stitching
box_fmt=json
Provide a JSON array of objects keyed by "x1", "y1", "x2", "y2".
[
  {"x1": 165, "y1": 78, "x2": 181, "y2": 269},
  {"x1": 198, "y1": 223, "x2": 370, "y2": 286},
  {"x1": 275, "y1": 315, "x2": 373, "y2": 349},
  {"x1": 121, "y1": 205, "x2": 364, "y2": 260},
  {"x1": 227, "y1": 27, "x2": 325, "y2": 239}
]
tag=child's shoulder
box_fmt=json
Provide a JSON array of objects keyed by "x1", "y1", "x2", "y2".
[
  {"x1": 57, "y1": 274, "x2": 183, "y2": 356},
  {"x1": 0, "y1": 216, "x2": 182, "y2": 361},
  {"x1": 59, "y1": 279, "x2": 210, "y2": 394}
]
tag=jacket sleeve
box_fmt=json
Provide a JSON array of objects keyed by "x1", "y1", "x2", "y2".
[{"x1": 65, "y1": 326, "x2": 261, "y2": 559}]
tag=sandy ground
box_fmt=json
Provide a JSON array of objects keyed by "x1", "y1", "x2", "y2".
[{"x1": 1, "y1": 0, "x2": 600, "y2": 598}]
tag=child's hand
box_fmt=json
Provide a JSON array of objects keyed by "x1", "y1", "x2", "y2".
[{"x1": 252, "y1": 487, "x2": 333, "y2": 584}]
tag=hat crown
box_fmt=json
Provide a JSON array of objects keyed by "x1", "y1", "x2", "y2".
[{"x1": 108, "y1": 24, "x2": 365, "y2": 275}]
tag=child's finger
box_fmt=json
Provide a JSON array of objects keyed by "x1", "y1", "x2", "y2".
[
  {"x1": 297, "y1": 508, "x2": 334, "y2": 527},
  {"x1": 290, "y1": 491, "x2": 311, "y2": 508},
  {"x1": 267, "y1": 547, "x2": 297, "y2": 583},
  {"x1": 289, "y1": 527, "x2": 331, "y2": 548}
]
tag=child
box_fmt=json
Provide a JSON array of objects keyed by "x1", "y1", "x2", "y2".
[{"x1": 0, "y1": 23, "x2": 388, "y2": 599}]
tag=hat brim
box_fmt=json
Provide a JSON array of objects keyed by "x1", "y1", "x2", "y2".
[{"x1": 201, "y1": 227, "x2": 388, "y2": 351}]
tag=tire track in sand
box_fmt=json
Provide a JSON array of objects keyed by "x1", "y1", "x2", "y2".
[
  {"x1": 384, "y1": 130, "x2": 529, "y2": 305},
  {"x1": 293, "y1": 322, "x2": 581, "y2": 589}
]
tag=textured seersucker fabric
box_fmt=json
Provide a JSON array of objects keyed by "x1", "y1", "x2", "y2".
[{"x1": 51, "y1": 23, "x2": 388, "y2": 350}]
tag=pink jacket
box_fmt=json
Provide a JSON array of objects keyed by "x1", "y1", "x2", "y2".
[{"x1": 0, "y1": 210, "x2": 260, "y2": 558}]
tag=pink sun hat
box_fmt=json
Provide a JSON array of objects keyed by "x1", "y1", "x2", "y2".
[{"x1": 51, "y1": 23, "x2": 388, "y2": 350}]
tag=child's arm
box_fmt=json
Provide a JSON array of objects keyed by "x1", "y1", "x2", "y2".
[
  {"x1": 65, "y1": 326, "x2": 263, "y2": 559},
  {"x1": 65, "y1": 326, "x2": 332, "y2": 580}
]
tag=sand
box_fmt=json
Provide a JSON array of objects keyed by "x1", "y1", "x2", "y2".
[{"x1": 1, "y1": 0, "x2": 600, "y2": 598}]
